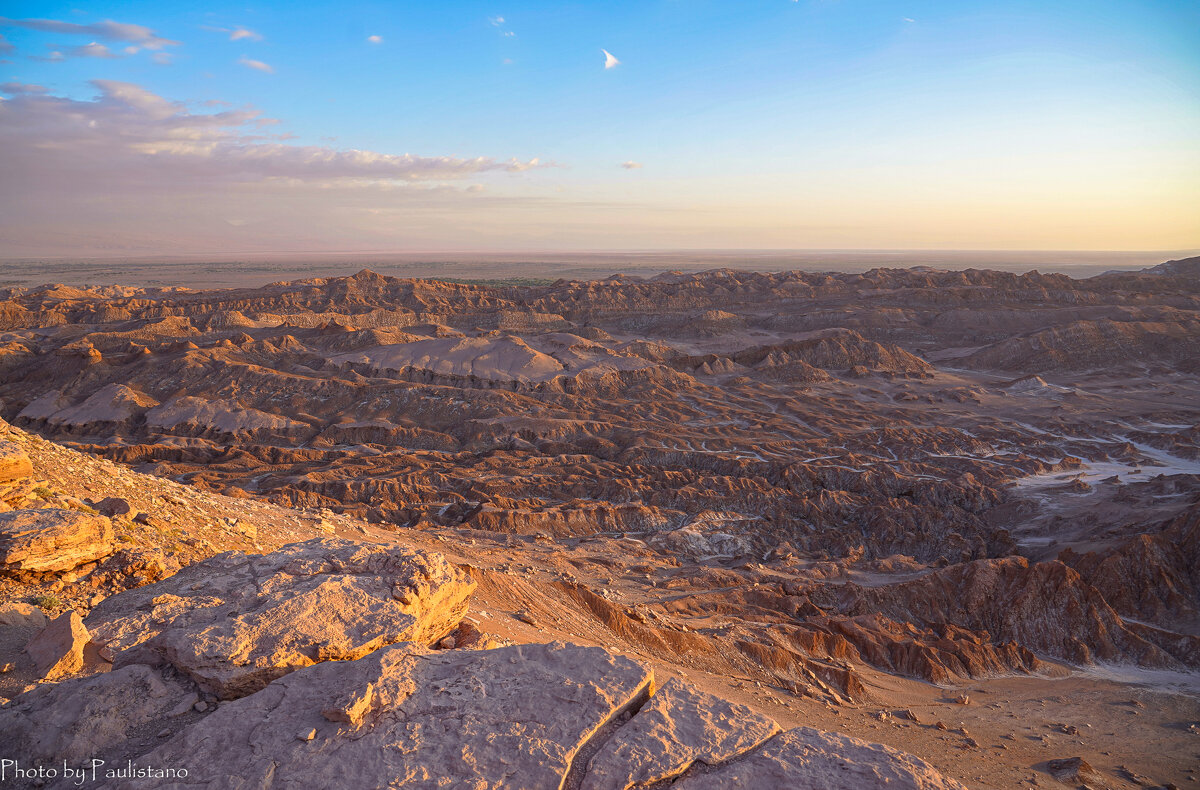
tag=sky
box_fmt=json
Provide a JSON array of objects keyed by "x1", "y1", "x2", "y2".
[{"x1": 0, "y1": 0, "x2": 1198, "y2": 257}]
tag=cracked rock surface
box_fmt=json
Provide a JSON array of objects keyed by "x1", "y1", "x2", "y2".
[{"x1": 85, "y1": 538, "x2": 475, "y2": 699}]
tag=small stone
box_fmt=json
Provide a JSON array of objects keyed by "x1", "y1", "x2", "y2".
[
  {"x1": 953, "y1": 694, "x2": 970, "y2": 705},
  {"x1": 439, "y1": 636, "x2": 457, "y2": 649},
  {"x1": 157, "y1": 728, "x2": 172, "y2": 738},
  {"x1": 298, "y1": 729, "x2": 316, "y2": 741},
  {"x1": 194, "y1": 701, "x2": 208, "y2": 712},
  {"x1": 515, "y1": 610, "x2": 538, "y2": 626},
  {"x1": 1046, "y1": 757, "x2": 1102, "y2": 786}
]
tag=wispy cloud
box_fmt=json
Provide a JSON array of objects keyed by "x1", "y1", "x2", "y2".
[
  {"x1": 621, "y1": 161, "x2": 642, "y2": 169},
  {"x1": 0, "y1": 81, "x2": 554, "y2": 254},
  {"x1": 903, "y1": 17, "x2": 915, "y2": 23},
  {"x1": 488, "y1": 15, "x2": 515, "y2": 36},
  {"x1": 367, "y1": 34, "x2": 383, "y2": 44},
  {"x1": 0, "y1": 16, "x2": 178, "y2": 49},
  {"x1": 602, "y1": 49, "x2": 620, "y2": 69},
  {"x1": 0, "y1": 81, "x2": 547, "y2": 184},
  {"x1": 152, "y1": 52, "x2": 172, "y2": 65},
  {"x1": 201, "y1": 25, "x2": 263, "y2": 42},
  {"x1": 64, "y1": 41, "x2": 120, "y2": 58},
  {"x1": 0, "y1": 82, "x2": 46, "y2": 94},
  {"x1": 0, "y1": 33, "x2": 14, "y2": 54},
  {"x1": 238, "y1": 56, "x2": 274, "y2": 74}
]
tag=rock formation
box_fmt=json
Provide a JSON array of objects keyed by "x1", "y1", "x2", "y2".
[
  {"x1": 86, "y1": 538, "x2": 476, "y2": 698},
  {"x1": 0, "y1": 260, "x2": 1198, "y2": 788}
]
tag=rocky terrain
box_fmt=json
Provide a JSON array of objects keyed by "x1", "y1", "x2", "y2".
[{"x1": 1, "y1": 257, "x2": 1199, "y2": 788}]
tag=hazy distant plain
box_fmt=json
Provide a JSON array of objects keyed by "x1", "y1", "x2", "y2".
[{"x1": 2, "y1": 249, "x2": 1196, "y2": 289}]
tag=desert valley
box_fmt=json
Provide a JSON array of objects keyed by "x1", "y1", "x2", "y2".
[
  {"x1": 4, "y1": 1, "x2": 1200, "y2": 784},
  {"x1": 0, "y1": 258, "x2": 1197, "y2": 788}
]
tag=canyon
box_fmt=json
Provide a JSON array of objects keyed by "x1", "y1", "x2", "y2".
[{"x1": 0, "y1": 258, "x2": 1198, "y2": 788}]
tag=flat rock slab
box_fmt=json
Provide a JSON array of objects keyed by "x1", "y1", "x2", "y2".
[
  {"x1": 583, "y1": 676, "x2": 780, "y2": 790},
  {"x1": 107, "y1": 641, "x2": 654, "y2": 790},
  {"x1": 672, "y1": 726, "x2": 970, "y2": 790},
  {"x1": 0, "y1": 439, "x2": 33, "y2": 484},
  {"x1": 25, "y1": 610, "x2": 89, "y2": 680},
  {"x1": 0, "y1": 508, "x2": 114, "y2": 574},
  {"x1": 86, "y1": 538, "x2": 475, "y2": 699},
  {"x1": 0, "y1": 663, "x2": 192, "y2": 765}
]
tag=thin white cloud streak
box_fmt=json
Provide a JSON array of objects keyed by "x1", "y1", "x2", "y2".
[
  {"x1": 602, "y1": 49, "x2": 620, "y2": 69},
  {"x1": 229, "y1": 27, "x2": 262, "y2": 42},
  {"x1": 0, "y1": 16, "x2": 178, "y2": 49},
  {"x1": 238, "y1": 56, "x2": 274, "y2": 73},
  {"x1": 0, "y1": 33, "x2": 14, "y2": 54},
  {"x1": 621, "y1": 161, "x2": 642, "y2": 169},
  {"x1": 367, "y1": 35, "x2": 382, "y2": 44}
]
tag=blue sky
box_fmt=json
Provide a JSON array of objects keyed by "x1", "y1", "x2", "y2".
[{"x1": 1, "y1": 1, "x2": 1198, "y2": 254}]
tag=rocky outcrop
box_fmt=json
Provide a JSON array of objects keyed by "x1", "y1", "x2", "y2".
[
  {"x1": 671, "y1": 727, "x2": 967, "y2": 790},
  {"x1": 25, "y1": 611, "x2": 90, "y2": 680},
  {"x1": 73, "y1": 640, "x2": 964, "y2": 790},
  {"x1": 964, "y1": 318, "x2": 1200, "y2": 372},
  {"x1": 831, "y1": 556, "x2": 1198, "y2": 669},
  {"x1": 0, "y1": 509, "x2": 114, "y2": 576},
  {"x1": 107, "y1": 641, "x2": 654, "y2": 790},
  {"x1": 1060, "y1": 509, "x2": 1200, "y2": 633},
  {"x1": 86, "y1": 538, "x2": 476, "y2": 698},
  {"x1": 581, "y1": 676, "x2": 780, "y2": 790}
]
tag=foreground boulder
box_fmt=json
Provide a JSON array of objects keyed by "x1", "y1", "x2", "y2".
[
  {"x1": 0, "y1": 509, "x2": 114, "y2": 575},
  {"x1": 86, "y1": 538, "x2": 476, "y2": 699},
  {"x1": 25, "y1": 611, "x2": 90, "y2": 680},
  {"x1": 85, "y1": 641, "x2": 965, "y2": 790},
  {"x1": 109, "y1": 641, "x2": 653, "y2": 790}
]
